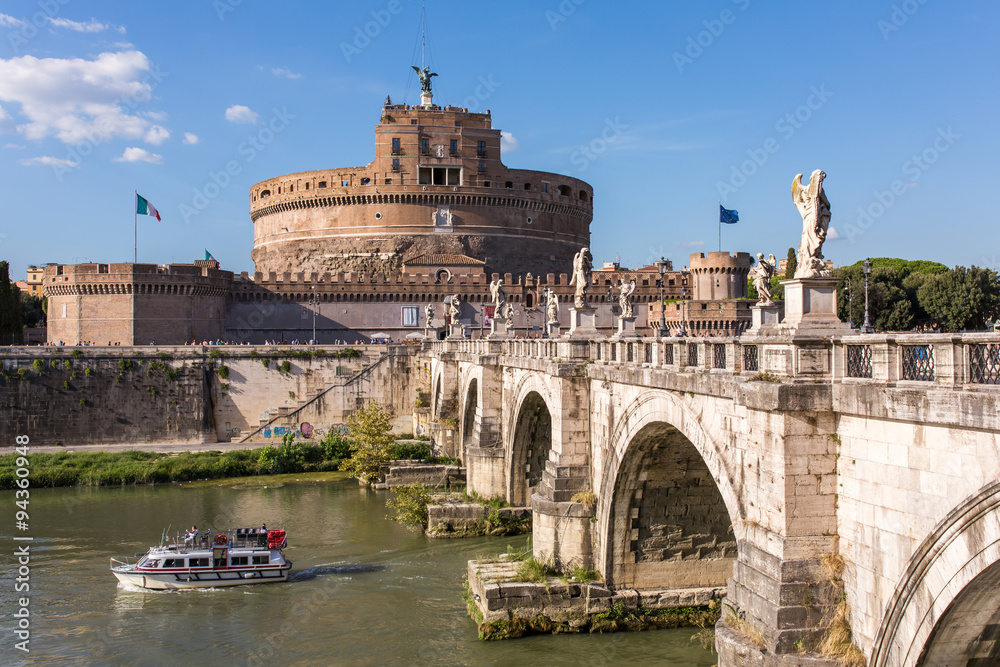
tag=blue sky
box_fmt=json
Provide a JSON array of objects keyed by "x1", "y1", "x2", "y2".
[{"x1": 1, "y1": 1, "x2": 997, "y2": 280}]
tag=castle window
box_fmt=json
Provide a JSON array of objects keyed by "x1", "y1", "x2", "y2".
[
  {"x1": 278, "y1": 187, "x2": 281, "y2": 194},
  {"x1": 542, "y1": 182, "x2": 549, "y2": 193},
  {"x1": 361, "y1": 177, "x2": 371, "y2": 186},
  {"x1": 289, "y1": 185, "x2": 294, "y2": 192},
  {"x1": 260, "y1": 189, "x2": 271, "y2": 198},
  {"x1": 505, "y1": 181, "x2": 513, "y2": 189},
  {"x1": 455, "y1": 121, "x2": 461, "y2": 127},
  {"x1": 483, "y1": 180, "x2": 491, "y2": 187},
  {"x1": 524, "y1": 183, "x2": 532, "y2": 191},
  {"x1": 580, "y1": 190, "x2": 589, "y2": 201},
  {"x1": 391, "y1": 137, "x2": 401, "y2": 155},
  {"x1": 476, "y1": 140, "x2": 486, "y2": 157},
  {"x1": 318, "y1": 181, "x2": 327, "y2": 188},
  {"x1": 341, "y1": 180, "x2": 350, "y2": 186},
  {"x1": 558, "y1": 185, "x2": 571, "y2": 196},
  {"x1": 384, "y1": 178, "x2": 392, "y2": 185},
  {"x1": 410, "y1": 119, "x2": 417, "y2": 125},
  {"x1": 391, "y1": 159, "x2": 401, "y2": 172},
  {"x1": 477, "y1": 160, "x2": 486, "y2": 173},
  {"x1": 420, "y1": 137, "x2": 430, "y2": 155},
  {"x1": 450, "y1": 139, "x2": 458, "y2": 155},
  {"x1": 304, "y1": 183, "x2": 309, "y2": 190}
]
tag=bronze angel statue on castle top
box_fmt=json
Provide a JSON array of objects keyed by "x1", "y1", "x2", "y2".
[{"x1": 412, "y1": 65, "x2": 438, "y2": 94}]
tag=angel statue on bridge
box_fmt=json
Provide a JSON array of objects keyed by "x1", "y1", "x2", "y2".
[
  {"x1": 570, "y1": 247, "x2": 593, "y2": 308},
  {"x1": 489, "y1": 278, "x2": 506, "y2": 311},
  {"x1": 792, "y1": 169, "x2": 832, "y2": 278},
  {"x1": 752, "y1": 253, "x2": 777, "y2": 304},
  {"x1": 617, "y1": 278, "x2": 637, "y2": 319}
]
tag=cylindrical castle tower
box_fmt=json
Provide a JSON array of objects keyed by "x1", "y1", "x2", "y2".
[
  {"x1": 689, "y1": 252, "x2": 752, "y2": 301},
  {"x1": 250, "y1": 101, "x2": 593, "y2": 278}
]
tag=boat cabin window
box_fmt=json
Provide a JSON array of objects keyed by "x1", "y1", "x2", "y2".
[
  {"x1": 188, "y1": 558, "x2": 208, "y2": 567},
  {"x1": 231, "y1": 556, "x2": 249, "y2": 566},
  {"x1": 163, "y1": 558, "x2": 184, "y2": 568},
  {"x1": 139, "y1": 558, "x2": 160, "y2": 568},
  {"x1": 252, "y1": 555, "x2": 269, "y2": 565}
]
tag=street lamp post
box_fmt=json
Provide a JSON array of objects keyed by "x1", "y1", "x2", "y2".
[
  {"x1": 678, "y1": 286, "x2": 688, "y2": 337},
  {"x1": 654, "y1": 257, "x2": 668, "y2": 337},
  {"x1": 861, "y1": 258, "x2": 874, "y2": 334},
  {"x1": 845, "y1": 277, "x2": 853, "y2": 328},
  {"x1": 308, "y1": 285, "x2": 321, "y2": 344}
]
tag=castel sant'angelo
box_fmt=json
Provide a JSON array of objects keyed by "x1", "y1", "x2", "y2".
[{"x1": 44, "y1": 69, "x2": 752, "y2": 345}]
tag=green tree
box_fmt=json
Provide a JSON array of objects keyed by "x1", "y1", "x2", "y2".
[
  {"x1": 21, "y1": 293, "x2": 45, "y2": 328},
  {"x1": 341, "y1": 402, "x2": 396, "y2": 484},
  {"x1": 784, "y1": 248, "x2": 797, "y2": 279},
  {"x1": 917, "y1": 266, "x2": 1000, "y2": 332},
  {"x1": 0, "y1": 262, "x2": 24, "y2": 345}
]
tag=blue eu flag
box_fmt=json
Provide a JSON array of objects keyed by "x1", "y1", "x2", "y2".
[{"x1": 720, "y1": 204, "x2": 739, "y2": 224}]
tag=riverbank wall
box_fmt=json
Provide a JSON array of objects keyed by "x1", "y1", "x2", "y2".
[{"x1": 0, "y1": 345, "x2": 417, "y2": 446}]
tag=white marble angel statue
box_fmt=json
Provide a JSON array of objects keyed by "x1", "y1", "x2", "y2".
[
  {"x1": 569, "y1": 247, "x2": 593, "y2": 308},
  {"x1": 489, "y1": 278, "x2": 506, "y2": 310},
  {"x1": 546, "y1": 290, "x2": 560, "y2": 325},
  {"x1": 752, "y1": 253, "x2": 777, "y2": 304},
  {"x1": 425, "y1": 303, "x2": 434, "y2": 325},
  {"x1": 617, "y1": 278, "x2": 637, "y2": 319},
  {"x1": 448, "y1": 296, "x2": 461, "y2": 320},
  {"x1": 792, "y1": 170, "x2": 832, "y2": 278}
]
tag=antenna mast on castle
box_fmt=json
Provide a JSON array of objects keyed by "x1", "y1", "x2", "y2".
[{"x1": 421, "y1": 0, "x2": 426, "y2": 71}]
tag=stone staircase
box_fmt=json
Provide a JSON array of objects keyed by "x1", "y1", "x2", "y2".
[{"x1": 239, "y1": 353, "x2": 389, "y2": 443}]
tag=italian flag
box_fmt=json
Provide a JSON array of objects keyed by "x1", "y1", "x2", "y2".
[{"x1": 136, "y1": 194, "x2": 161, "y2": 221}]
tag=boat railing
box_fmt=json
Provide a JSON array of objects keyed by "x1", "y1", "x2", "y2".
[{"x1": 168, "y1": 528, "x2": 277, "y2": 550}]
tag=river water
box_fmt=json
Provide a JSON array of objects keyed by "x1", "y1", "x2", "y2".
[{"x1": 2, "y1": 478, "x2": 716, "y2": 666}]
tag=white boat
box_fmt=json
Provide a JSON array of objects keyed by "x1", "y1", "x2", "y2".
[{"x1": 110, "y1": 527, "x2": 292, "y2": 590}]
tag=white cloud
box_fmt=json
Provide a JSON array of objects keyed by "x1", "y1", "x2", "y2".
[
  {"x1": 0, "y1": 13, "x2": 25, "y2": 28},
  {"x1": 113, "y1": 147, "x2": 163, "y2": 164},
  {"x1": 225, "y1": 105, "x2": 259, "y2": 124},
  {"x1": 19, "y1": 156, "x2": 79, "y2": 168},
  {"x1": 0, "y1": 50, "x2": 169, "y2": 146},
  {"x1": 182, "y1": 132, "x2": 199, "y2": 145},
  {"x1": 48, "y1": 17, "x2": 120, "y2": 33},
  {"x1": 143, "y1": 125, "x2": 169, "y2": 145},
  {"x1": 827, "y1": 226, "x2": 841, "y2": 241},
  {"x1": 500, "y1": 131, "x2": 519, "y2": 152},
  {"x1": 271, "y1": 68, "x2": 302, "y2": 80},
  {"x1": 0, "y1": 104, "x2": 12, "y2": 132},
  {"x1": 4, "y1": 143, "x2": 25, "y2": 149}
]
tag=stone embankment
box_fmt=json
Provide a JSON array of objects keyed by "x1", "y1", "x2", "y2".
[
  {"x1": 466, "y1": 556, "x2": 723, "y2": 639},
  {"x1": 427, "y1": 503, "x2": 531, "y2": 538},
  {"x1": 379, "y1": 461, "x2": 466, "y2": 489}
]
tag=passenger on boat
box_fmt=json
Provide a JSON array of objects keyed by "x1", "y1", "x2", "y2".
[{"x1": 184, "y1": 526, "x2": 197, "y2": 547}]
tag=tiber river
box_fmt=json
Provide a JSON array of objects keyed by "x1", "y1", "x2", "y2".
[{"x1": 1, "y1": 477, "x2": 716, "y2": 666}]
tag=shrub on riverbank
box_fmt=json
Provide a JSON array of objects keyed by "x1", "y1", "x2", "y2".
[{"x1": 0, "y1": 442, "x2": 346, "y2": 490}]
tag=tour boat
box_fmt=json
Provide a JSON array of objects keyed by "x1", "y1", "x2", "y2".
[{"x1": 110, "y1": 527, "x2": 292, "y2": 590}]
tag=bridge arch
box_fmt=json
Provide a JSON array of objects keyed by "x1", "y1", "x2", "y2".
[
  {"x1": 506, "y1": 373, "x2": 554, "y2": 507},
  {"x1": 871, "y1": 479, "x2": 1000, "y2": 667},
  {"x1": 596, "y1": 390, "x2": 744, "y2": 590},
  {"x1": 461, "y1": 377, "x2": 478, "y2": 448}
]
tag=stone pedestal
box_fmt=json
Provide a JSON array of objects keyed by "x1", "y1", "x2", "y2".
[
  {"x1": 546, "y1": 322, "x2": 561, "y2": 338},
  {"x1": 488, "y1": 319, "x2": 510, "y2": 339},
  {"x1": 447, "y1": 322, "x2": 464, "y2": 338},
  {"x1": 567, "y1": 307, "x2": 598, "y2": 339},
  {"x1": 613, "y1": 316, "x2": 636, "y2": 339},
  {"x1": 779, "y1": 278, "x2": 849, "y2": 333},
  {"x1": 420, "y1": 92, "x2": 433, "y2": 107},
  {"x1": 749, "y1": 301, "x2": 785, "y2": 333}
]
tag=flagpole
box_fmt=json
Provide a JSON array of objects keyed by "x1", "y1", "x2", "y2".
[
  {"x1": 718, "y1": 200, "x2": 721, "y2": 252},
  {"x1": 134, "y1": 190, "x2": 137, "y2": 264}
]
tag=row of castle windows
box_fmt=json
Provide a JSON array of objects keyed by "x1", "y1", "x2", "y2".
[{"x1": 254, "y1": 178, "x2": 590, "y2": 202}]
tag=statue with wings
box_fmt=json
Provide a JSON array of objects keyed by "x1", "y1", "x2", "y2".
[
  {"x1": 791, "y1": 170, "x2": 832, "y2": 278},
  {"x1": 617, "y1": 278, "x2": 637, "y2": 319},
  {"x1": 752, "y1": 253, "x2": 777, "y2": 304},
  {"x1": 412, "y1": 65, "x2": 438, "y2": 95}
]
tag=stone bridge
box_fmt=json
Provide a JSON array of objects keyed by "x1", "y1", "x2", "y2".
[{"x1": 419, "y1": 332, "x2": 1000, "y2": 666}]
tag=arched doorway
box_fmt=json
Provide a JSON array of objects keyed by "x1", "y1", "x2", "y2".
[
  {"x1": 509, "y1": 391, "x2": 552, "y2": 507},
  {"x1": 607, "y1": 421, "x2": 735, "y2": 590},
  {"x1": 462, "y1": 378, "x2": 478, "y2": 447}
]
